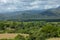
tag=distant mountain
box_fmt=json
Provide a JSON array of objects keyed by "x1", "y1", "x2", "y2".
[
  {"x1": 0, "y1": 7, "x2": 60, "y2": 21},
  {"x1": 13, "y1": 7, "x2": 60, "y2": 19}
]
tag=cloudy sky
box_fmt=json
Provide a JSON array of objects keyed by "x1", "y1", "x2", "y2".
[{"x1": 0, "y1": 0, "x2": 60, "y2": 12}]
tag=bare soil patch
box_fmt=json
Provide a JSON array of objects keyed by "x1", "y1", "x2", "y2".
[{"x1": 0, "y1": 33, "x2": 29, "y2": 39}]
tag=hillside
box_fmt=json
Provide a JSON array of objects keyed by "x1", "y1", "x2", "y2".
[{"x1": 0, "y1": 7, "x2": 60, "y2": 21}]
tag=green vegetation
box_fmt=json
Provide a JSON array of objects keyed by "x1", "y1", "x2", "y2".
[{"x1": 0, "y1": 21, "x2": 60, "y2": 40}]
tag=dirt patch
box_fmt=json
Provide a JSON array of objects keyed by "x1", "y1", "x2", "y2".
[{"x1": 0, "y1": 33, "x2": 29, "y2": 39}]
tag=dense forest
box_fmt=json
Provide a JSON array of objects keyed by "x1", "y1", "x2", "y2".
[{"x1": 0, "y1": 21, "x2": 60, "y2": 40}]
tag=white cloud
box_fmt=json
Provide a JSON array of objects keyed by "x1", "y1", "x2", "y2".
[
  {"x1": 29, "y1": 0, "x2": 60, "y2": 9},
  {"x1": 26, "y1": 6, "x2": 39, "y2": 10},
  {"x1": 0, "y1": 0, "x2": 8, "y2": 3},
  {"x1": 0, "y1": 0, "x2": 60, "y2": 12},
  {"x1": 44, "y1": 5, "x2": 59, "y2": 9},
  {"x1": 7, "y1": 6, "x2": 17, "y2": 10}
]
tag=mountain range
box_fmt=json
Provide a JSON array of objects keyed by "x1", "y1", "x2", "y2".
[{"x1": 0, "y1": 7, "x2": 60, "y2": 21}]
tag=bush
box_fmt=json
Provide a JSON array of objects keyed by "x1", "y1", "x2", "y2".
[{"x1": 15, "y1": 35, "x2": 25, "y2": 40}]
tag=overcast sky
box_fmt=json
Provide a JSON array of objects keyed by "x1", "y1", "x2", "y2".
[{"x1": 0, "y1": 0, "x2": 60, "y2": 12}]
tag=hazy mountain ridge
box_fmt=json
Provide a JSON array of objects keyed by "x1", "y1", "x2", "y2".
[{"x1": 0, "y1": 7, "x2": 60, "y2": 21}]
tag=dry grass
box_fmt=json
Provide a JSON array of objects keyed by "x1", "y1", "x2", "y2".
[
  {"x1": 47, "y1": 38, "x2": 60, "y2": 40},
  {"x1": 0, "y1": 33, "x2": 29, "y2": 39}
]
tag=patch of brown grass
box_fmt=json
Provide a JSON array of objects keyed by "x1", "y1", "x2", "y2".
[{"x1": 0, "y1": 33, "x2": 29, "y2": 39}]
